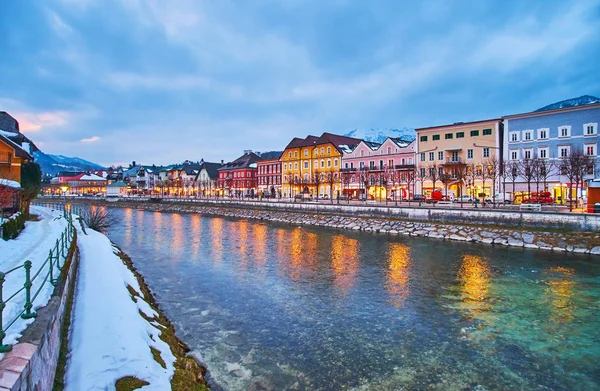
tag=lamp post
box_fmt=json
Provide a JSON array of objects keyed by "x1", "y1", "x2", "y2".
[{"x1": 60, "y1": 185, "x2": 68, "y2": 215}]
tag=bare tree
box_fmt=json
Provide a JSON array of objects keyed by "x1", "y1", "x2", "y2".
[
  {"x1": 326, "y1": 170, "x2": 337, "y2": 203},
  {"x1": 519, "y1": 158, "x2": 536, "y2": 202},
  {"x1": 416, "y1": 167, "x2": 427, "y2": 204},
  {"x1": 533, "y1": 158, "x2": 554, "y2": 195},
  {"x1": 405, "y1": 168, "x2": 415, "y2": 201},
  {"x1": 313, "y1": 170, "x2": 323, "y2": 201},
  {"x1": 466, "y1": 163, "x2": 478, "y2": 200},
  {"x1": 560, "y1": 147, "x2": 595, "y2": 211},
  {"x1": 483, "y1": 158, "x2": 500, "y2": 207},
  {"x1": 505, "y1": 161, "x2": 520, "y2": 199},
  {"x1": 427, "y1": 163, "x2": 440, "y2": 196}
]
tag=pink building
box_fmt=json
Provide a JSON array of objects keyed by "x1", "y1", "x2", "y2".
[{"x1": 341, "y1": 138, "x2": 416, "y2": 200}]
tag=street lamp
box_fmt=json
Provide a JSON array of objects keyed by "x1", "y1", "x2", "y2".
[{"x1": 60, "y1": 185, "x2": 68, "y2": 215}]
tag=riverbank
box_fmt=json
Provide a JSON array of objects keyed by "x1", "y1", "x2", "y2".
[
  {"x1": 63, "y1": 220, "x2": 208, "y2": 390},
  {"x1": 47, "y1": 199, "x2": 600, "y2": 256}
]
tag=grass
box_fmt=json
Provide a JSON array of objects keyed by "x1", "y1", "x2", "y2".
[
  {"x1": 115, "y1": 376, "x2": 150, "y2": 391},
  {"x1": 116, "y1": 248, "x2": 209, "y2": 391},
  {"x1": 151, "y1": 346, "x2": 167, "y2": 369}
]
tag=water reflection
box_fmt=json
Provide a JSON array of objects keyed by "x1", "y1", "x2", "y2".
[
  {"x1": 252, "y1": 224, "x2": 268, "y2": 273},
  {"x1": 546, "y1": 266, "x2": 575, "y2": 325},
  {"x1": 191, "y1": 214, "x2": 201, "y2": 260},
  {"x1": 457, "y1": 254, "x2": 491, "y2": 320},
  {"x1": 210, "y1": 218, "x2": 224, "y2": 266},
  {"x1": 170, "y1": 213, "x2": 184, "y2": 260},
  {"x1": 153, "y1": 212, "x2": 163, "y2": 253},
  {"x1": 123, "y1": 208, "x2": 133, "y2": 247},
  {"x1": 331, "y1": 235, "x2": 359, "y2": 296},
  {"x1": 385, "y1": 243, "x2": 411, "y2": 307}
]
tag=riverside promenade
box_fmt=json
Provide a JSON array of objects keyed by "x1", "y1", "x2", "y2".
[{"x1": 41, "y1": 196, "x2": 600, "y2": 255}]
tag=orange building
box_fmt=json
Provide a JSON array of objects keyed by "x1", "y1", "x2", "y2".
[{"x1": 0, "y1": 133, "x2": 33, "y2": 212}]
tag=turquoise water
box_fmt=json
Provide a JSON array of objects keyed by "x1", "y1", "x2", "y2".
[{"x1": 104, "y1": 207, "x2": 600, "y2": 390}]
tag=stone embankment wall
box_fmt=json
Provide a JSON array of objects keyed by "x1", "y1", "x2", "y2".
[
  {"x1": 0, "y1": 241, "x2": 78, "y2": 391},
  {"x1": 62, "y1": 199, "x2": 600, "y2": 255}
]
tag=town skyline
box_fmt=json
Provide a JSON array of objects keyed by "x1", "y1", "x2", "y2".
[{"x1": 1, "y1": 1, "x2": 599, "y2": 166}]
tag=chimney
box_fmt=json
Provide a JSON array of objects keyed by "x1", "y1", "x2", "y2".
[
  {"x1": 132, "y1": 161, "x2": 136, "y2": 167},
  {"x1": 243, "y1": 149, "x2": 252, "y2": 155},
  {"x1": 221, "y1": 159, "x2": 224, "y2": 164}
]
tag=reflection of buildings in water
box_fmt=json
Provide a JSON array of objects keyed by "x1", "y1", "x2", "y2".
[
  {"x1": 153, "y1": 211, "x2": 163, "y2": 253},
  {"x1": 457, "y1": 254, "x2": 491, "y2": 319},
  {"x1": 276, "y1": 228, "x2": 287, "y2": 268},
  {"x1": 331, "y1": 235, "x2": 359, "y2": 296},
  {"x1": 546, "y1": 266, "x2": 575, "y2": 325},
  {"x1": 170, "y1": 213, "x2": 184, "y2": 259},
  {"x1": 210, "y1": 218, "x2": 224, "y2": 266},
  {"x1": 136, "y1": 209, "x2": 145, "y2": 246},
  {"x1": 386, "y1": 243, "x2": 411, "y2": 307},
  {"x1": 234, "y1": 220, "x2": 250, "y2": 271},
  {"x1": 191, "y1": 214, "x2": 202, "y2": 260},
  {"x1": 123, "y1": 208, "x2": 133, "y2": 247},
  {"x1": 253, "y1": 224, "x2": 268, "y2": 271}
]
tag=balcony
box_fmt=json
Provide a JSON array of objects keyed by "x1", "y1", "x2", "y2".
[
  {"x1": 444, "y1": 158, "x2": 465, "y2": 165},
  {"x1": 340, "y1": 168, "x2": 357, "y2": 172},
  {"x1": 395, "y1": 164, "x2": 415, "y2": 169}
]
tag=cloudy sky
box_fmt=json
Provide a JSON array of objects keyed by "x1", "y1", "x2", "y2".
[{"x1": 1, "y1": 0, "x2": 599, "y2": 167}]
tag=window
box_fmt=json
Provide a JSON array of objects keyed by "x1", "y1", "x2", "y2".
[
  {"x1": 585, "y1": 144, "x2": 596, "y2": 156},
  {"x1": 408, "y1": 158, "x2": 413, "y2": 164},
  {"x1": 304, "y1": 162, "x2": 308, "y2": 169},
  {"x1": 510, "y1": 150, "x2": 518, "y2": 160},
  {"x1": 470, "y1": 130, "x2": 479, "y2": 137},
  {"x1": 359, "y1": 162, "x2": 365, "y2": 169},
  {"x1": 321, "y1": 160, "x2": 325, "y2": 168},
  {"x1": 456, "y1": 132, "x2": 464, "y2": 138},
  {"x1": 304, "y1": 149, "x2": 308, "y2": 156},
  {"x1": 559, "y1": 146, "x2": 570, "y2": 157},
  {"x1": 438, "y1": 167, "x2": 443, "y2": 176},
  {"x1": 585, "y1": 123, "x2": 598, "y2": 135},
  {"x1": 288, "y1": 152, "x2": 292, "y2": 158},
  {"x1": 345, "y1": 162, "x2": 348, "y2": 168},
  {"x1": 420, "y1": 152, "x2": 425, "y2": 162},
  {"x1": 314, "y1": 160, "x2": 318, "y2": 168},
  {"x1": 467, "y1": 149, "x2": 474, "y2": 159},
  {"x1": 294, "y1": 151, "x2": 298, "y2": 157},
  {"x1": 327, "y1": 159, "x2": 331, "y2": 167},
  {"x1": 334, "y1": 158, "x2": 338, "y2": 167},
  {"x1": 294, "y1": 163, "x2": 298, "y2": 170},
  {"x1": 387, "y1": 147, "x2": 392, "y2": 154},
  {"x1": 420, "y1": 168, "x2": 426, "y2": 177},
  {"x1": 420, "y1": 135, "x2": 428, "y2": 142},
  {"x1": 559, "y1": 126, "x2": 571, "y2": 138},
  {"x1": 388, "y1": 159, "x2": 394, "y2": 168},
  {"x1": 438, "y1": 151, "x2": 443, "y2": 160},
  {"x1": 360, "y1": 150, "x2": 364, "y2": 157},
  {"x1": 283, "y1": 163, "x2": 287, "y2": 170},
  {"x1": 538, "y1": 147, "x2": 548, "y2": 159},
  {"x1": 327, "y1": 147, "x2": 331, "y2": 154},
  {"x1": 510, "y1": 132, "x2": 519, "y2": 142},
  {"x1": 370, "y1": 161, "x2": 375, "y2": 169},
  {"x1": 429, "y1": 152, "x2": 434, "y2": 161},
  {"x1": 483, "y1": 128, "x2": 492, "y2": 136},
  {"x1": 379, "y1": 160, "x2": 384, "y2": 169},
  {"x1": 483, "y1": 148, "x2": 490, "y2": 158},
  {"x1": 350, "y1": 162, "x2": 354, "y2": 169},
  {"x1": 538, "y1": 128, "x2": 548, "y2": 139},
  {"x1": 523, "y1": 130, "x2": 533, "y2": 141},
  {"x1": 524, "y1": 149, "x2": 532, "y2": 159},
  {"x1": 321, "y1": 147, "x2": 324, "y2": 154},
  {"x1": 432, "y1": 134, "x2": 440, "y2": 141},
  {"x1": 445, "y1": 133, "x2": 453, "y2": 139}
]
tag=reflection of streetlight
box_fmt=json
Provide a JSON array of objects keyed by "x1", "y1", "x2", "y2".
[{"x1": 60, "y1": 185, "x2": 68, "y2": 214}]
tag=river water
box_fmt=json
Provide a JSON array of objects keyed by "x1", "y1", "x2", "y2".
[{"x1": 101, "y1": 207, "x2": 599, "y2": 390}]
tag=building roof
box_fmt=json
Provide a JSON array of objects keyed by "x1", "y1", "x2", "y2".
[
  {"x1": 108, "y1": 181, "x2": 128, "y2": 187},
  {"x1": 218, "y1": 152, "x2": 261, "y2": 171},
  {"x1": 283, "y1": 135, "x2": 319, "y2": 150},
  {"x1": 80, "y1": 174, "x2": 106, "y2": 181},
  {"x1": 415, "y1": 118, "x2": 502, "y2": 132},
  {"x1": 314, "y1": 132, "x2": 362, "y2": 153},
  {"x1": 0, "y1": 133, "x2": 33, "y2": 160},
  {"x1": 258, "y1": 151, "x2": 283, "y2": 161},
  {"x1": 198, "y1": 162, "x2": 223, "y2": 180},
  {"x1": 503, "y1": 102, "x2": 600, "y2": 120},
  {"x1": 0, "y1": 112, "x2": 20, "y2": 134}
]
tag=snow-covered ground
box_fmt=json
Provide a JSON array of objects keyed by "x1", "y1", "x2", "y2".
[
  {"x1": 65, "y1": 223, "x2": 175, "y2": 390},
  {"x1": 0, "y1": 205, "x2": 68, "y2": 348}
]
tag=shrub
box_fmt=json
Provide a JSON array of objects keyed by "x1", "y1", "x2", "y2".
[
  {"x1": 80, "y1": 207, "x2": 115, "y2": 233},
  {"x1": 1, "y1": 212, "x2": 26, "y2": 240}
]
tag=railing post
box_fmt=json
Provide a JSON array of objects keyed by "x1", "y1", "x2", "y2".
[
  {"x1": 61, "y1": 232, "x2": 66, "y2": 260},
  {"x1": 0, "y1": 272, "x2": 12, "y2": 352},
  {"x1": 49, "y1": 250, "x2": 57, "y2": 286},
  {"x1": 22, "y1": 261, "x2": 36, "y2": 319},
  {"x1": 55, "y1": 239, "x2": 62, "y2": 270}
]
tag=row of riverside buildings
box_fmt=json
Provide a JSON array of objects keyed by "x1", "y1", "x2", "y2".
[{"x1": 2, "y1": 99, "x2": 600, "y2": 206}]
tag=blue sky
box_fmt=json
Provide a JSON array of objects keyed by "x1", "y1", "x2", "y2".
[{"x1": 1, "y1": 0, "x2": 599, "y2": 167}]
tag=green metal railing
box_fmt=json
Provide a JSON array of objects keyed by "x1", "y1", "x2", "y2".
[{"x1": 0, "y1": 209, "x2": 75, "y2": 352}]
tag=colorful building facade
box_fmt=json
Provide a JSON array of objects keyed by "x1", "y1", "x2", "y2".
[
  {"x1": 217, "y1": 151, "x2": 261, "y2": 197},
  {"x1": 503, "y1": 103, "x2": 600, "y2": 203},
  {"x1": 256, "y1": 151, "x2": 283, "y2": 197},
  {"x1": 341, "y1": 138, "x2": 416, "y2": 200},
  {"x1": 415, "y1": 118, "x2": 503, "y2": 198}
]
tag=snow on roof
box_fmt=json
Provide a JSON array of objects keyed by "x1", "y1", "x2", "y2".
[
  {"x1": 0, "y1": 178, "x2": 21, "y2": 189},
  {"x1": 0, "y1": 129, "x2": 17, "y2": 138},
  {"x1": 80, "y1": 174, "x2": 106, "y2": 181},
  {"x1": 108, "y1": 181, "x2": 128, "y2": 187}
]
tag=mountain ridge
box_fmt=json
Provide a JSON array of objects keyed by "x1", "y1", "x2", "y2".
[
  {"x1": 343, "y1": 128, "x2": 416, "y2": 144},
  {"x1": 534, "y1": 95, "x2": 599, "y2": 112}
]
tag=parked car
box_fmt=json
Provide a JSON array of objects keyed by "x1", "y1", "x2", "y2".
[
  {"x1": 486, "y1": 193, "x2": 512, "y2": 204},
  {"x1": 522, "y1": 191, "x2": 553, "y2": 204},
  {"x1": 453, "y1": 195, "x2": 474, "y2": 203}
]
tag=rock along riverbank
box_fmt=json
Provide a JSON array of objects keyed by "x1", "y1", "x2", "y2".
[{"x1": 55, "y1": 199, "x2": 600, "y2": 256}]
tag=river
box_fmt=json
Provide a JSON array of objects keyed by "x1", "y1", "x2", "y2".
[{"x1": 100, "y1": 206, "x2": 600, "y2": 390}]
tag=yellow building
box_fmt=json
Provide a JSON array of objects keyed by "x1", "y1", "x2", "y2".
[
  {"x1": 415, "y1": 118, "x2": 503, "y2": 198},
  {"x1": 280, "y1": 133, "x2": 361, "y2": 199},
  {"x1": 0, "y1": 133, "x2": 32, "y2": 183}
]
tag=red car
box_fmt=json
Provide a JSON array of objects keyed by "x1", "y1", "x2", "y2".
[{"x1": 522, "y1": 191, "x2": 553, "y2": 204}]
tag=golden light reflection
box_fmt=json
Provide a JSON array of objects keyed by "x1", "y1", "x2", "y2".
[
  {"x1": 546, "y1": 266, "x2": 575, "y2": 325},
  {"x1": 289, "y1": 228, "x2": 304, "y2": 280},
  {"x1": 331, "y1": 235, "x2": 359, "y2": 296},
  {"x1": 234, "y1": 220, "x2": 250, "y2": 272},
  {"x1": 153, "y1": 211, "x2": 162, "y2": 253},
  {"x1": 136, "y1": 209, "x2": 144, "y2": 246},
  {"x1": 191, "y1": 214, "x2": 201, "y2": 260},
  {"x1": 253, "y1": 224, "x2": 268, "y2": 271},
  {"x1": 170, "y1": 213, "x2": 184, "y2": 259},
  {"x1": 210, "y1": 218, "x2": 224, "y2": 266},
  {"x1": 457, "y1": 254, "x2": 491, "y2": 319},
  {"x1": 385, "y1": 243, "x2": 411, "y2": 307},
  {"x1": 123, "y1": 208, "x2": 133, "y2": 247}
]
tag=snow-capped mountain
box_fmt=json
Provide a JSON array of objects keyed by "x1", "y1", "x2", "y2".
[
  {"x1": 535, "y1": 95, "x2": 599, "y2": 112},
  {"x1": 343, "y1": 128, "x2": 416, "y2": 144},
  {"x1": 33, "y1": 151, "x2": 106, "y2": 175}
]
